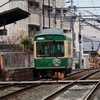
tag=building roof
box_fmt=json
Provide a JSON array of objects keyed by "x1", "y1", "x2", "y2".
[
  {"x1": 83, "y1": 42, "x2": 100, "y2": 53},
  {"x1": 83, "y1": 35, "x2": 100, "y2": 53},
  {"x1": 0, "y1": 7, "x2": 30, "y2": 27},
  {"x1": 83, "y1": 35, "x2": 100, "y2": 42}
]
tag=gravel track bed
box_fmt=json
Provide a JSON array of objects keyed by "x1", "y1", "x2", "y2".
[
  {"x1": 10, "y1": 84, "x2": 66, "y2": 100},
  {"x1": 0, "y1": 86, "x2": 23, "y2": 97},
  {"x1": 93, "y1": 90, "x2": 100, "y2": 100},
  {"x1": 65, "y1": 70, "x2": 95, "y2": 80},
  {"x1": 88, "y1": 72, "x2": 100, "y2": 80},
  {"x1": 54, "y1": 84, "x2": 95, "y2": 100}
]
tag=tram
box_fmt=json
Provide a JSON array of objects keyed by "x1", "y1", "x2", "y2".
[{"x1": 33, "y1": 28, "x2": 73, "y2": 78}]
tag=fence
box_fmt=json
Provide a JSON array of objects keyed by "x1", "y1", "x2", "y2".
[{"x1": 2, "y1": 52, "x2": 34, "y2": 68}]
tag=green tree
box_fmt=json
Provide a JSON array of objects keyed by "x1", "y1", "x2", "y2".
[{"x1": 21, "y1": 37, "x2": 33, "y2": 51}]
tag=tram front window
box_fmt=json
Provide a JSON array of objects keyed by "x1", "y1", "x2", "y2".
[{"x1": 36, "y1": 41, "x2": 64, "y2": 57}]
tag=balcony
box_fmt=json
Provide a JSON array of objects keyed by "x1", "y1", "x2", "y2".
[
  {"x1": 28, "y1": 0, "x2": 64, "y2": 8},
  {"x1": 28, "y1": 13, "x2": 60, "y2": 28},
  {"x1": 28, "y1": 13, "x2": 70, "y2": 30}
]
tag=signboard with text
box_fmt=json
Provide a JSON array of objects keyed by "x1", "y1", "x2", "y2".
[{"x1": 0, "y1": 29, "x2": 7, "y2": 35}]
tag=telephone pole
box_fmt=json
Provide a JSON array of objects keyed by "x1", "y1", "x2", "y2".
[
  {"x1": 48, "y1": 0, "x2": 50, "y2": 28},
  {"x1": 60, "y1": 8, "x2": 63, "y2": 32},
  {"x1": 79, "y1": 12, "x2": 82, "y2": 68},
  {"x1": 39, "y1": 0, "x2": 43, "y2": 33},
  {"x1": 52, "y1": 0, "x2": 56, "y2": 28},
  {"x1": 70, "y1": 0, "x2": 76, "y2": 57}
]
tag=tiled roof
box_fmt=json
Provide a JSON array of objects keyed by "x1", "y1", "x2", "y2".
[
  {"x1": 83, "y1": 34, "x2": 100, "y2": 53},
  {"x1": 83, "y1": 42, "x2": 100, "y2": 53},
  {"x1": 83, "y1": 35, "x2": 100, "y2": 42}
]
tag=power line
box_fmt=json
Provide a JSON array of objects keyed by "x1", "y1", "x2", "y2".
[{"x1": 91, "y1": 0, "x2": 98, "y2": 15}]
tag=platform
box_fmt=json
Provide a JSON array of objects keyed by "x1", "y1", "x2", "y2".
[{"x1": 0, "y1": 67, "x2": 34, "y2": 81}]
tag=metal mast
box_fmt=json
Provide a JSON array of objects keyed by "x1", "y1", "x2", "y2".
[
  {"x1": 79, "y1": 12, "x2": 82, "y2": 68},
  {"x1": 70, "y1": 0, "x2": 76, "y2": 57},
  {"x1": 60, "y1": 8, "x2": 63, "y2": 32},
  {"x1": 52, "y1": 0, "x2": 56, "y2": 28},
  {"x1": 39, "y1": 0, "x2": 43, "y2": 33}
]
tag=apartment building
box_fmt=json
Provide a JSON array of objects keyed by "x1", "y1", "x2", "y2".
[
  {"x1": 28, "y1": 0, "x2": 71, "y2": 37},
  {"x1": 0, "y1": 0, "x2": 71, "y2": 44}
]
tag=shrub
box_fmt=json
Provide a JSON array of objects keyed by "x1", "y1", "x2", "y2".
[
  {"x1": 21, "y1": 37, "x2": 34, "y2": 51},
  {"x1": 21, "y1": 37, "x2": 33, "y2": 45}
]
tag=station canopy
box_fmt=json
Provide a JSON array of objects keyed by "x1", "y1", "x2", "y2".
[{"x1": 0, "y1": 7, "x2": 30, "y2": 27}]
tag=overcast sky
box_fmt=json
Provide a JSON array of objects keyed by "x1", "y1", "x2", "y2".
[{"x1": 65, "y1": 0, "x2": 100, "y2": 15}]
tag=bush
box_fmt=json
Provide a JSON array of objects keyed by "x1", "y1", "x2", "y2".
[
  {"x1": 75, "y1": 63, "x2": 80, "y2": 68},
  {"x1": 20, "y1": 37, "x2": 34, "y2": 51},
  {"x1": 21, "y1": 37, "x2": 33, "y2": 45}
]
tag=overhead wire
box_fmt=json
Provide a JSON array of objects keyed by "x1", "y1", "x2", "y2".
[
  {"x1": 76, "y1": 0, "x2": 79, "y2": 7},
  {"x1": 90, "y1": 0, "x2": 98, "y2": 15}
]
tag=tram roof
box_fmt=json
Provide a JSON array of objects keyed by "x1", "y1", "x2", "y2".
[
  {"x1": 34, "y1": 28, "x2": 71, "y2": 41},
  {"x1": 41, "y1": 28, "x2": 63, "y2": 34}
]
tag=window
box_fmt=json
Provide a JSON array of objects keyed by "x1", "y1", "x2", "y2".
[{"x1": 36, "y1": 41, "x2": 64, "y2": 57}]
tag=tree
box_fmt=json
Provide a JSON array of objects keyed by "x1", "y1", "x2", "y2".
[{"x1": 21, "y1": 37, "x2": 33, "y2": 52}]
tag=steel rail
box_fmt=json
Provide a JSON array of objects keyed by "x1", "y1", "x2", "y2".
[
  {"x1": 0, "y1": 77, "x2": 43, "y2": 90},
  {"x1": 0, "y1": 83, "x2": 41, "y2": 100},
  {"x1": 79, "y1": 69, "x2": 100, "y2": 80},
  {"x1": 84, "y1": 80, "x2": 100, "y2": 100},
  {"x1": 44, "y1": 81, "x2": 76, "y2": 100},
  {"x1": 0, "y1": 84, "x2": 14, "y2": 90},
  {"x1": 68, "y1": 68, "x2": 98, "y2": 77},
  {"x1": 44, "y1": 69, "x2": 100, "y2": 100},
  {"x1": 67, "y1": 69, "x2": 85, "y2": 77},
  {"x1": 0, "y1": 79, "x2": 48, "y2": 100}
]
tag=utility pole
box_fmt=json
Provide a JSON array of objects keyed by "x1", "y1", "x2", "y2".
[
  {"x1": 52, "y1": 0, "x2": 56, "y2": 28},
  {"x1": 70, "y1": 0, "x2": 76, "y2": 57},
  {"x1": 79, "y1": 12, "x2": 82, "y2": 68},
  {"x1": 39, "y1": 0, "x2": 43, "y2": 33},
  {"x1": 48, "y1": 0, "x2": 50, "y2": 28},
  {"x1": 43, "y1": 0, "x2": 45, "y2": 29},
  {"x1": 71, "y1": 0, "x2": 74, "y2": 8},
  {"x1": 60, "y1": 8, "x2": 63, "y2": 32}
]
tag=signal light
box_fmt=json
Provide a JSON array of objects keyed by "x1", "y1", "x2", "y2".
[{"x1": 78, "y1": 34, "x2": 82, "y2": 43}]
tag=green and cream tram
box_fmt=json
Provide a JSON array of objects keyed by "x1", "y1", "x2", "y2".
[{"x1": 33, "y1": 28, "x2": 73, "y2": 78}]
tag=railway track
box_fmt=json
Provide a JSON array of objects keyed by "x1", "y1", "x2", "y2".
[
  {"x1": 0, "y1": 78, "x2": 48, "y2": 100},
  {"x1": 0, "y1": 69, "x2": 100, "y2": 100},
  {"x1": 44, "y1": 69, "x2": 100, "y2": 100}
]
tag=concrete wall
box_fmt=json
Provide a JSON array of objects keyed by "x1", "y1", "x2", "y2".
[
  {"x1": 2, "y1": 52, "x2": 34, "y2": 68},
  {"x1": 83, "y1": 54, "x2": 89, "y2": 68}
]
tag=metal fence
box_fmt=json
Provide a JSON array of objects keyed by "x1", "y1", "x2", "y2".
[{"x1": 2, "y1": 52, "x2": 34, "y2": 68}]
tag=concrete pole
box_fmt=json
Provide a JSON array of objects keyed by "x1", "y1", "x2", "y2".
[
  {"x1": 39, "y1": 0, "x2": 43, "y2": 33},
  {"x1": 52, "y1": 0, "x2": 56, "y2": 28},
  {"x1": 71, "y1": 0, "x2": 74, "y2": 8},
  {"x1": 60, "y1": 8, "x2": 63, "y2": 32},
  {"x1": 48, "y1": 0, "x2": 50, "y2": 28},
  {"x1": 70, "y1": 0, "x2": 76, "y2": 57},
  {"x1": 71, "y1": 17, "x2": 75, "y2": 57},
  {"x1": 79, "y1": 12, "x2": 82, "y2": 68}
]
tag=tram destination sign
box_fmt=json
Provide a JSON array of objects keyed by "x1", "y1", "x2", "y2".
[{"x1": 0, "y1": 29, "x2": 7, "y2": 35}]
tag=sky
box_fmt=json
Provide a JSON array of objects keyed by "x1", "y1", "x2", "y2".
[{"x1": 65, "y1": 0, "x2": 100, "y2": 15}]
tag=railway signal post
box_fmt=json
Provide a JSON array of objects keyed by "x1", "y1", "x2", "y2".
[{"x1": 79, "y1": 12, "x2": 82, "y2": 68}]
